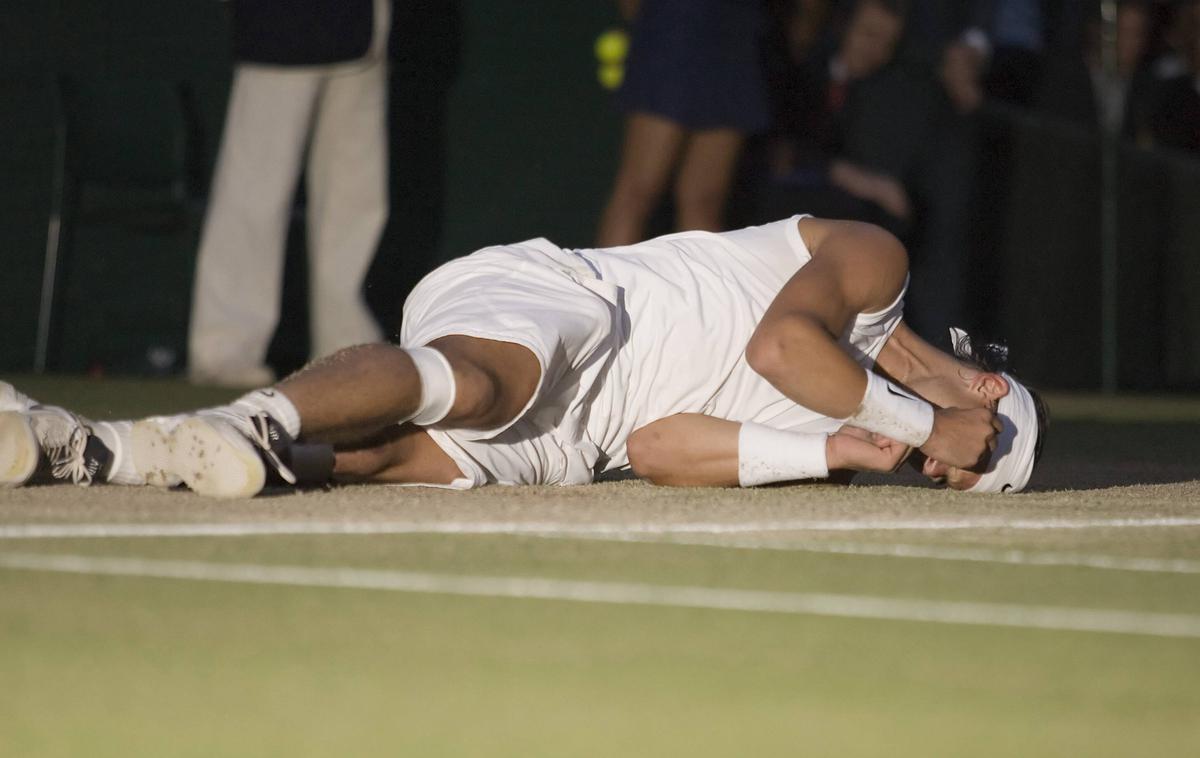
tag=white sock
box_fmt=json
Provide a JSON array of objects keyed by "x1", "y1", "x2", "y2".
[
  {"x1": 93, "y1": 421, "x2": 142, "y2": 486},
  {"x1": 219, "y1": 389, "x2": 302, "y2": 438}
]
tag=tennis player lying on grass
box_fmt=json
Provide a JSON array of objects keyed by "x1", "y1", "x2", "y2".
[{"x1": 0, "y1": 216, "x2": 1047, "y2": 497}]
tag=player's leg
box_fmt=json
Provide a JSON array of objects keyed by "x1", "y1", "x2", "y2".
[
  {"x1": 672, "y1": 127, "x2": 744, "y2": 233},
  {"x1": 168, "y1": 336, "x2": 541, "y2": 497},
  {"x1": 304, "y1": 59, "x2": 387, "y2": 360},
  {"x1": 187, "y1": 65, "x2": 320, "y2": 387},
  {"x1": 275, "y1": 336, "x2": 539, "y2": 442},
  {"x1": 331, "y1": 424, "x2": 462, "y2": 485},
  {"x1": 596, "y1": 112, "x2": 686, "y2": 246}
]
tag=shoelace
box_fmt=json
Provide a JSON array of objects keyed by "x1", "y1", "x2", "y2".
[{"x1": 48, "y1": 422, "x2": 100, "y2": 486}]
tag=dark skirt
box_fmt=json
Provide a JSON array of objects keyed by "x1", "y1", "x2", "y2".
[{"x1": 618, "y1": 0, "x2": 770, "y2": 132}]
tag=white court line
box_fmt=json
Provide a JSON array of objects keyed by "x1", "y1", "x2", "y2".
[
  {"x1": 3, "y1": 519, "x2": 1199, "y2": 576},
  {"x1": 1, "y1": 514, "x2": 1199, "y2": 541},
  {"x1": 2, "y1": 551, "x2": 1199, "y2": 640},
  {"x1": 596, "y1": 534, "x2": 1200, "y2": 575}
]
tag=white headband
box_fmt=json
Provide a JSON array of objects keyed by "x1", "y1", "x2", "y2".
[{"x1": 949, "y1": 329, "x2": 1039, "y2": 493}]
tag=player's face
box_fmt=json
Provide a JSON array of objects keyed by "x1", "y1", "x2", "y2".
[
  {"x1": 920, "y1": 455, "x2": 983, "y2": 491},
  {"x1": 911, "y1": 371, "x2": 1005, "y2": 491}
]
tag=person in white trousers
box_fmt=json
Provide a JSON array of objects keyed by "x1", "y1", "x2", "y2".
[{"x1": 189, "y1": 0, "x2": 391, "y2": 387}]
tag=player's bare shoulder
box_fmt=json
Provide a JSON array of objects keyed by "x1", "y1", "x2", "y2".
[{"x1": 799, "y1": 217, "x2": 908, "y2": 313}]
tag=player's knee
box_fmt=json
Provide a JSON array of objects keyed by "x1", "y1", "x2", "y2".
[{"x1": 427, "y1": 337, "x2": 540, "y2": 431}]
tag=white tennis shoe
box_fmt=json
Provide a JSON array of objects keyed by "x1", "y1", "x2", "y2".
[
  {"x1": 0, "y1": 407, "x2": 114, "y2": 487},
  {"x1": 0, "y1": 381, "x2": 36, "y2": 413},
  {"x1": 129, "y1": 417, "x2": 184, "y2": 488},
  {"x1": 169, "y1": 412, "x2": 297, "y2": 499},
  {"x1": 0, "y1": 412, "x2": 39, "y2": 486}
]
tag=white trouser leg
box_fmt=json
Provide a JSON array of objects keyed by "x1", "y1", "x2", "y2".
[
  {"x1": 188, "y1": 65, "x2": 322, "y2": 383},
  {"x1": 304, "y1": 50, "x2": 389, "y2": 359}
]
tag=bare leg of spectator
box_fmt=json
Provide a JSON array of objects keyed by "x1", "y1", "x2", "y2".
[
  {"x1": 188, "y1": 66, "x2": 321, "y2": 387},
  {"x1": 673, "y1": 127, "x2": 744, "y2": 233},
  {"x1": 596, "y1": 112, "x2": 686, "y2": 246}
]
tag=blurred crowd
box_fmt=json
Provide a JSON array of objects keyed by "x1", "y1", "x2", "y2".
[
  {"x1": 605, "y1": 0, "x2": 1200, "y2": 342},
  {"x1": 754, "y1": 0, "x2": 1199, "y2": 336}
]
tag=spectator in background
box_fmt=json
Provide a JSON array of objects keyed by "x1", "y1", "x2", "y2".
[
  {"x1": 188, "y1": 0, "x2": 391, "y2": 387},
  {"x1": 1031, "y1": 1, "x2": 1170, "y2": 144},
  {"x1": 925, "y1": 0, "x2": 1063, "y2": 111},
  {"x1": 897, "y1": 0, "x2": 1064, "y2": 341},
  {"x1": 596, "y1": 0, "x2": 770, "y2": 245},
  {"x1": 981, "y1": 0, "x2": 1055, "y2": 105},
  {"x1": 757, "y1": 0, "x2": 934, "y2": 238},
  {"x1": 367, "y1": 2, "x2": 463, "y2": 335},
  {"x1": 887, "y1": 0, "x2": 992, "y2": 341},
  {"x1": 1035, "y1": 0, "x2": 1158, "y2": 141},
  {"x1": 1151, "y1": 0, "x2": 1200, "y2": 152}
]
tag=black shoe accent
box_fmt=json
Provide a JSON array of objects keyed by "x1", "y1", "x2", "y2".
[
  {"x1": 80, "y1": 432, "x2": 115, "y2": 484},
  {"x1": 284, "y1": 443, "x2": 335, "y2": 486},
  {"x1": 38, "y1": 420, "x2": 113, "y2": 486},
  {"x1": 245, "y1": 415, "x2": 332, "y2": 489},
  {"x1": 244, "y1": 414, "x2": 299, "y2": 487}
]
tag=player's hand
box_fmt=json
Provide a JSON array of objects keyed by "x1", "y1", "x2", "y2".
[
  {"x1": 827, "y1": 427, "x2": 912, "y2": 473},
  {"x1": 920, "y1": 407, "x2": 1001, "y2": 470}
]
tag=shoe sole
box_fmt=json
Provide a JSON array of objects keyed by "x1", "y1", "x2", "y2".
[
  {"x1": 171, "y1": 417, "x2": 266, "y2": 499},
  {"x1": 130, "y1": 419, "x2": 181, "y2": 488},
  {"x1": 0, "y1": 412, "x2": 39, "y2": 487}
]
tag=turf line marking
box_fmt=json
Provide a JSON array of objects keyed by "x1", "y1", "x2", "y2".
[
  {"x1": 2, "y1": 551, "x2": 1199, "y2": 640},
  {"x1": 2, "y1": 514, "x2": 1199, "y2": 541},
  {"x1": 4, "y1": 520, "x2": 1200, "y2": 575},
  {"x1": 580, "y1": 534, "x2": 1200, "y2": 575}
]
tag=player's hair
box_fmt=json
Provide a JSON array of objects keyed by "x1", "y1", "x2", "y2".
[{"x1": 950, "y1": 332, "x2": 1050, "y2": 469}]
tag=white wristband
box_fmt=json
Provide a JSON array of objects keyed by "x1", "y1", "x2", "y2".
[
  {"x1": 847, "y1": 372, "x2": 934, "y2": 447},
  {"x1": 404, "y1": 346, "x2": 457, "y2": 426},
  {"x1": 738, "y1": 422, "x2": 829, "y2": 487}
]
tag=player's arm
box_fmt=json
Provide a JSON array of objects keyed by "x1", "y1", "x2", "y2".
[
  {"x1": 746, "y1": 219, "x2": 909, "y2": 418},
  {"x1": 746, "y1": 218, "x2": 998, "y2": 469},
  {"x1": 626, "y1": 413, "x2": 910, "y2": 487}
]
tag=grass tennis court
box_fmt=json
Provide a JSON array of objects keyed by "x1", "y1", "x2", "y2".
[{"x1": 2, "y1": 376, "x2": 1199, "y2": 757}]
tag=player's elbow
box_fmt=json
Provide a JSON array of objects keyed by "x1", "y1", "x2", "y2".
[
  {"x1": 745, "y1": 330, "x2": 785, "y2": 381},
  {"x1": 627, "y1": 426, "x2": 665, "y2": 483},
  {"x1": 627, "y1": 425, "x2": 683, "y2": 485},
  {"x1": 745, "y1": 316, "x2": 815, "y2": 385}
]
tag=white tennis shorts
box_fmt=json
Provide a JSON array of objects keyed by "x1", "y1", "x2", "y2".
[{"x1": 398, "y1": 238, "x2": 622, "y2": 487}]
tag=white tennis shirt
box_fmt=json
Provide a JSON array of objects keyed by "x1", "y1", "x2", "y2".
[
  {"x1": 420, "y1": 215, "x2": 906, "y2": 487},
  {"x1": 578, "y1": 215, "x2": 906, "y2": 475}
]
